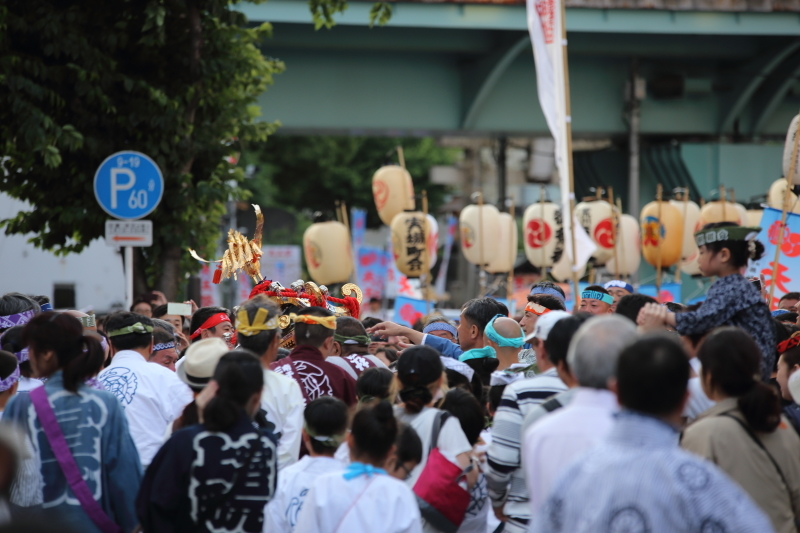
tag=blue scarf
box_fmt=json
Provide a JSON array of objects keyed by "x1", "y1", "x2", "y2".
[
  {"x1": 459, "y1": 346, "x2": 497, "y2": 362},
  {"x1": 343, "y1": 462, "x2": 387, "y2": 480}
]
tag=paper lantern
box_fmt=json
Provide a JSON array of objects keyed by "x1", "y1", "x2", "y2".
[
  {"x1": 391, "y1": 211, "x2": 430, "y2": 278},
  {"x1": 605, "y1": 214, "x2": 641, "y2": 277},
  {"x1": 522, "y1": 202, "x2": 564, "y2": 268},
  {"x1": 460, "y1": 204, "x2": 501, "y2": 266},
  {"x1": 783, "y1": 114, "x2": 800, "y2": 185},
  {"x1": 680, "y1": 252, "x2": 702, "y2": 277},
  {"x1": 640, "y1": 201, "x2": 683, "y2": 268},
  {"x1": 669, "y1": 199, "x2": 700, "y2": 261},
  {"x1": 486, "y1": 213, "x2": 518, "y2": 274},
  {"x1": 426, "y1": 214, "x2": 439, "y2": 269},
  {"x1": 550, "y1": 250, "x2": 586, "y2": 282},
  {"x1": 699, "y1": 201, "x2": 742, "y2": 226},
  {"x1": 746, "y1": 209, "x2": 764, "y2": 227},
  {"x1": 372, "y1": 166, "x2": 415, "y2": 226},
  {"x1": 575, "y1": 200, "x2": 616, "y2": 265},
  {"x1": 767, "y1": 179, "x2": 800, "y2": 215},
  {"x1": 303, "y1": 222, "x2": 354, "y2": 285}
]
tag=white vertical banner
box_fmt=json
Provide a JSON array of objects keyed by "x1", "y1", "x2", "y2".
[{"x1": 527, "y1": 0, "x2": 591, "y2": 273}]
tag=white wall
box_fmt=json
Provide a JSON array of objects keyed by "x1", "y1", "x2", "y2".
[{"x1": 0, "y1": 193, "x2": 126, "y2": 313}]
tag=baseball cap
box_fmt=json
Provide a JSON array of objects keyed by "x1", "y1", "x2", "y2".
[
  {"x1": 525, "y1": 310, "x2": 571, "y2": 343},
  {"x1": 177, "y1": 337, "x2": 229, "y2": 390}
]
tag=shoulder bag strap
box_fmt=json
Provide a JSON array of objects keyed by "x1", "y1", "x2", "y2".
[
  {"x1": 719, "y1": 412, "x2": 799, "y2": 523},
  {"x1": 428, "y1": 411, "x2": 451, "y2": 457},
  {"x1": 29, "y1": 386, "x2": 123, "y2": 533}
]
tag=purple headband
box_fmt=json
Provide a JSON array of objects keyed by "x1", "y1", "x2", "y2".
[
  {"x1": 529, "y1": 286, "x2": 566, "y2": 304},
  {"x1": 0, "y1": 365, "x2": 20, "y2": 392},
  {"x1": 0, "y1": 310, "x2": 36, "y2": 330},
  {"x1": 423, "y1": 322, "x2": 458, "y2": 339}
]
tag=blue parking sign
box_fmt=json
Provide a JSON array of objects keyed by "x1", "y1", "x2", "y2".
[{"x1": 94, "y1": 151, "x2": 164, "y2": 220}]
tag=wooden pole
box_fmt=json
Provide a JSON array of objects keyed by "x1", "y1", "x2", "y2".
[
  {"x1": 422, "y1": 191, "x2": 431, "y2": 315},
  {"x1": 720, "y1": 185, "x2": 727, "y2": 221},
  {"x1": 397, "y1": 146, "x2": 406, "y2": 169},
  {"x1": 478, "y1": 192, "x2": 487, "y2": 296},
  {"x1": 609, "y1": 187, "x2": 620, "y2": 280},
  {"x1": 656, "y1": 184, "x2": 663, "y2": 303},
  {"x1": 769, "y1": 119, "x2": 800, "y2": 305},
  {"x1": 539, "y1": 185, "x2": 547, "y2": 279},
  {"x1": 616, "y1": 198, "x2": 625, "y2": 280},
  {"x1": 507, "y1": 201, "x2": 516, "y2": 310},
  {"x1": 675, "y1": 190, "x2": 686, "y2": 285},
  {"x1": 558, "y1": 0, "x2": 581, "y2": 309}
]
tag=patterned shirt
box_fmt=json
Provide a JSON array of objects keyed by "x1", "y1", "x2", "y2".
[
  {"x1": 674, "y1": 274, "x2": 775, "y2": 381},
  {"x1": 530, "y1": 411, "x2": 775, "y2": 533},
  {"x1": 486, "y1": 368, "x2": 566, "y2": 532},
  {"x1": 271, "y1": 346, "x2": 357, "y2": 407}
]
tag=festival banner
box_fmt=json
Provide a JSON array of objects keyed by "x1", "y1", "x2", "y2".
[
  {"x1": 260, "y1": 245, "x2": 302, "y2": 284},
  {"x1": 356, "y1": 246, "x2": 391, "y2": 300},
  {"x1": 639, "y1": 283, "x2": 682, "y2": 304},
  {"x1": 351, "y1": 208, "x2": 367, "y2": 249},
  {"x1": 393, "y1": 296, "x2": 428, "y2": 327},
  {"x1": 198, "y1": 263, "x2": 221, "y2": 308},
  {"x1": 748, "y1": 207, "x2": 800, "y2": 310},
  {"x1": 434, "y1": 215, "x2": 458, "y2": 295}
]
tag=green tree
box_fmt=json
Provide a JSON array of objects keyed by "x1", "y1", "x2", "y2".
[{"x1": 241, "y1": 136, "x2": 458, "y2": 232}]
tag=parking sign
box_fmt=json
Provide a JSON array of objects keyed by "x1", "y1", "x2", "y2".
[{"x1": 94, "y1": 151, "x2": 164, "y2": 220}]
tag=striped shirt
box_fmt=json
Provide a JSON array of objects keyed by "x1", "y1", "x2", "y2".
[{"x1": 486, "y1": 367, "x2": 566, "y2": 529}]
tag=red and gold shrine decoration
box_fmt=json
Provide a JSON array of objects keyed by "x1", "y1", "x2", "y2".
[
  {"x1": 605, "y1": 214, "x2": 641, "y2": 277},
  {"x1": 189, "y1": 204, "x2": 264, "y2": 283},
  {"x1": 767, "y1": 179, "x2": 800, "y2": 215},
  {"x1": 486, "y1": 212, "x2": 518, "y2": 274},
  {"x1": 303, "y1": 221, "x2": 354, "y2": 286},
  {"x1": 698, "y1": 200, "x2": 743, "y2": 226},
  {"x1": 372, "y1": 165, "x2": 415, "y2": 226},
  {"x1": 575, "y1": 200, "x2": 616, "y2": 265},
  {"x1": 522, "y1": 202, "x2": 563, "y2": 268},
  {"x1": 640, "y1": 200, "x2": 683, "y2": 268},
  {"x1": 459, "y1": 204, "x2": 500, "y2": 266},
  {"x1": 391, "y1": 211, "x2": 431, "y2": 278}
]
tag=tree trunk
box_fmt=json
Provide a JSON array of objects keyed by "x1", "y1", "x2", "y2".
[
  {"x1": 133, "y1": 248, "x2": 149, "y2": 303},
  {"x1": 157, "y1": 244, "x2": 183, "y2": 301}
]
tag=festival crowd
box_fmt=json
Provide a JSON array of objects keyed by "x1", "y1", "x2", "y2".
[{"x1": 2, "y1": 221, "x2": 800, "y2": 533}]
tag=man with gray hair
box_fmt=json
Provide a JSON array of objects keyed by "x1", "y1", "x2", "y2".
[{"x1": 520, "y1": 314, "x2": 637, "y2": 515}]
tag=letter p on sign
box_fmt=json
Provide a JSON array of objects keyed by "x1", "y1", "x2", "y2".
[{"x1": 110, "y1": 168, "x2": 136, "y2": 209}]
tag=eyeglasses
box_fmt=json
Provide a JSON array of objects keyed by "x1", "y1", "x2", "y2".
[{"x1": 398, "y1": 461, "x2": 414, "y2": 481}]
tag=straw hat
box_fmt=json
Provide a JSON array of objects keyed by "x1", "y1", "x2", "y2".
[{"x1": 177, "y1": 338, "x2": 228, "y2": 390}]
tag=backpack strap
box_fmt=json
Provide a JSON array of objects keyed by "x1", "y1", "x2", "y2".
[
  {"x1": 29, "y1": 386, "x2": 123, "y2": 533},
  {"x1": 428, "y1": 411, "x2": 451, "y2": 457},
  {"x1": 540, "y1": 397, "x2": 563, "y2": 413}
]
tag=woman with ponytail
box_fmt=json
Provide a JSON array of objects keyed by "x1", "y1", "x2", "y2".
[
  {"x1": 3, "y1": 312, "x2": 141, "y2": 532},
  {"x1": 295, "y1": 401, "x2": 422, "y2": 533},
  {"x1": 682, "y1": 327, "x2": 800, "y2": 533},
  {"x1": 137, "y1": 350, "x2": 278, "y2": 533}
]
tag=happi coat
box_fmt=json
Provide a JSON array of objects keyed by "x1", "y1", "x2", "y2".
[
  {"x1": 270, "y1": 346, "x2": 357, "y2": 406},
  {"x1": 530, "y1": 411, "x2": 775, "y2": 533},
  {"x1": 3, "y1": 371, "x2": 142, "y2": 533}
]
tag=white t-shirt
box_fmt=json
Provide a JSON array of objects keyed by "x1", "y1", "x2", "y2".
[
  {"x1": 295, "y1": 470, "x2": 422, "y2": 533},
  {"x1": 15, "y1": 377, "x2": 43, "y2": 393},
  {"x1": 264, "y1": 455, "x2": 343, "y2": 533},
  {"x1": 261, "y1": 369, "x2": 305, "y2": 470},
  {"x1": 98, "y1": 350, "x2": 193, "y2": 466},
  {"x1": 395, "y1": 406, "x2": 472, "y2": 487}
]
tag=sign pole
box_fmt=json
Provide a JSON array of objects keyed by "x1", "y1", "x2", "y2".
[{"x1": 125, "y1": 246, "x2": 134, "y2": 311}]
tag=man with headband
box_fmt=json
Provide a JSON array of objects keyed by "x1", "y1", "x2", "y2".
[
  {"x1": 484, "y1": 316, "x2": 527, "y2": 372},
  {"x1": 99, "y1": 312, "x2": 193, "y2": 467},
  {"x1": 578, "y1": 285, "x2": 614, "y2": 315},
  {"x1": 604, "y1": 280, "x2": 634, "y2": 309},
  {"x1": 149, "y1": 320, "x2": 179, "y2": 372},
  {"x1": 518, "y1": 295, "x2": 565, "y2": 367},
  {"x1": 270, "y1": 307, "x2": 357, "y2": 407},
  {"x1": 188, "y1": 306, "x2": 234, "y2": 346},
  {"x1": 329, "y1": 316, "x2": 387, "y2": 381},
  {"x1": 237, "y1": 295, "x2": 305, "y2": 469}
]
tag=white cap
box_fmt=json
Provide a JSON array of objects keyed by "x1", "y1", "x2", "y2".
[{"x1": 525, "y1": 310, "x2": 571, "y2": 343}]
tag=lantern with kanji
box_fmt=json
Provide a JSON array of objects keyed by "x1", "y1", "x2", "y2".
[
  {"x1": 522, "y1": 202, "x2": 563, "y2": 268},
  {"x1": 669, "y1": 198, "x2": 701, "y2": 265},
  {"x1": 783, "y1": 113, "x2": 800, "y2": 185},
  {"x1": 303, "y1": 221, "x2": 354, "y2": 286},
  {"x1": 372, "y1": 166, "x2": 415, "y2": 226},
  {"x1": 575, "y1": 200, "x2": 616, "y2": 265},
  {"x1": 460, "y1": 204, "x2": 500, "y2": 266},
  {"x1": 767, "y1": 179, "x2": 800, "y2": 214},
  {"x1": 640, "y1": 200, "x2": 683, "y2": 268},
  {"x1": 391, "y1": 211, "x2": 431, "y2": 278},
  {"x1": 699, "y1": 201, "x2": 742, "y2": 225},
  {"x1": 605, "y1": 214, "x2": 641, "y2": 277},
  {"x1": 550, "y1": 251, "x2": 587, "y2": 282},
  {"x1": 486, "y1": 213, "x2": 519, "y2": 274}
]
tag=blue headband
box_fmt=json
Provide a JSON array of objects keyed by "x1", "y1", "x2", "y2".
[
  {"x1": 40, "y1": 303, "x2": 53, "y2": 311},
  {"x1": 529, "y1": 285, "x2": 566, "y2": 304},
  {"x1": 484, "y1": 314, "x2": 524, "y2": 349},
  {"x1": 459, "y1": 346, "x2": 497, "y2": 362},
  {"x1": 581, "y1": 291, "x2": 614, "y2": 305},
  {"x1": 603, "y1": 280, "x2": 634, "y2": 294},
  {"x1": 423, "y1": 322, "x2": 458, "y2": 339},
  {"x1": 772, "y1": 309, "x2": 791, "y2": 317}
]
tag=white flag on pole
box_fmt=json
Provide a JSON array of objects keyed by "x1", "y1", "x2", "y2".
[{"x1": 527, "y1": 0, "x2": 592, "y2": 272}]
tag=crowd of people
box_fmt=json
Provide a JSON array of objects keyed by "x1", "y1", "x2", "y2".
[{"x1": 1, "y1": 220, "x2": 800, "y2": 532}]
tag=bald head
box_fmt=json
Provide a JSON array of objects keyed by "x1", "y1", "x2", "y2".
[
  {"x1": 493, "y1": 317, "x2": 524, "y2": 339},
  {"x1": 567, "y1": 314, "x2": 637, "y2": 389}
]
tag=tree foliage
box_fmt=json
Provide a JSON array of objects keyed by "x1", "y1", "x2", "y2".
[
  {"x1": 0, "y1": 0, "x2": 282, "y2": 298},
  {"x1": 240, "y1": 136, "x2": 458, "y2": 231}
]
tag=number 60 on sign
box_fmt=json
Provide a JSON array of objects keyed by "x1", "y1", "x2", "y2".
[{"x1": 94, "y1": 151, "x2": 164, "y2": 220}]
